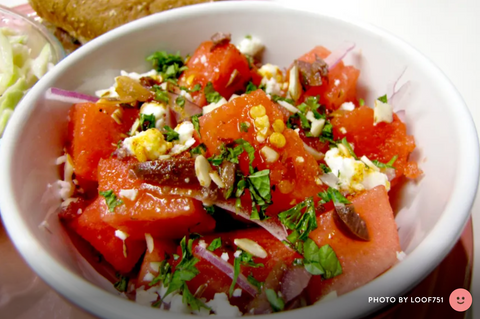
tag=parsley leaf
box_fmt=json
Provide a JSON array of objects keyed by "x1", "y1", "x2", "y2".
[
  {"x1": 163, "y1": 126, "x2": 179, "y2": 142},
  {"x1": 205, "y1": 205, "x2": 216, "y2": 215},
  {"x1": 176, "y1": 95, "x2": 186, "y2": 107},
  {"x1": 239, "y1": 122, "x2": 250, "y2": 132},
  {"x1": 318, "y1": 187, "x2": 351, "y2": 205},
  {"x1": 147, "y1": 51, "x2": 187, "y2": 82},
  {"x1": 320, "y1": 163, "x2": 331, "y2": 174},
  {"x1": 99, "y1": 190, "x2": 123, "y2": 212},
  {"x1": 149, "y1": 259, "x2": 172, "y2": 287},
  {"x1": 359, "y1": 98, "x2": 365, "y2": 106},
  {"x1": 247, "y1": 275, "x2": 263, "y2": 292},
  {"x1": 303, "y1": 239, "x2": 342, "y2": 278},
  {"x1": 377, "y1": 94, "x2": 388, "y2": 103},
  {"x1": 229, "y1": 257, "x2": 241, "y2": 297},
  {"x1": 271, "y1": 95, "x2": 295, "y2": 104},
  {"x1": 153, "y1": 86, "x2": 170, "y2": 104},
  {"x1": 278, "y1": 197, "x2": 317, "y2": 248},
  {"x1": 190, "y1": 143, "x2": 207, "y2": 156},
  {"x1": 191, "y1": 114, "x2": 201, "y2": 137},
  {"x1": 204, "y1": 82, "x2": 222, "y2": 104},
  {"x1": 266, "y1": 289, "x2": 285, "y2": 312},
  {"x1": 180, "y1": 83, "x2": 202, "y2": 93},
  {"x1": 182, "y1": 283, "x2": 210, "y2": 311},
  {"x1": 340, "y1": 137, "x2": 358, "y2": 160},
  {"x1": 114, "y1": 273, "x2": 129, "y2": 292},
  {"x1": 245, "y1": 81, "x2": 258, "y2": 94},
  {"x1": 372, "y1": 155, "x2": 398, "y2": 169},
  {"x1": 207, "y1": 238, "x2": 222, "y2": 251},
  {"x1": 140, "y1": 113, "x2": 156, "y2": 131},
  {"x1": 320, "y1": 121, "x2": 335, "y2": 144}
]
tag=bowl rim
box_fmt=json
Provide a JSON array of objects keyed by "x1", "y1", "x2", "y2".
[
  {"x1": 0, "y1": 4, "x2": 66, "y2": 63},
  {"x1": 0, "y1": 1, "x2": 478, "y2": 318}
]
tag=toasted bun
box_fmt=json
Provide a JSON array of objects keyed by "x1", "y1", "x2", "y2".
[{"x1": 29, "y1": 0, "x2": 216, "y2": 44}]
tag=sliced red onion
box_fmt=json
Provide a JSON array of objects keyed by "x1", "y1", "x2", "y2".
[
  {"x1": 384, "y1": 167, "x2": 396, "y2": 181},
  {"x1": 46, "y1": 87, "x2": 98, "y2": 104},
  {"x1": 281, "y1": 266, "x2": 312, "y2": 303},
  {"x1": 167, "y1": 91, "x2": 202, "y2": 122},
  {"x1": 165, "y1": 106, "x2": 176, "y2": 128},
  {"x1": 387, "y1": 66, "x2": 407, "y2": 98},
  {"x1": 302, "y1": 141, "x2": 324, "y2": 160},
  {"x1": 324, "y1": 42, "x2": 356, "y2": 70},
  {"x1": 214, "y1": 201, "x2": 288, "y2": 243},
  {"x1": 389, "y1": 81, "x2": 411, "y2": 112},
  {"x1": 395, "y1": 110, "x2": 406, "y2": 123},
  {"x1": 194, "y1": 245, "x2": 258, "y2": 297}
]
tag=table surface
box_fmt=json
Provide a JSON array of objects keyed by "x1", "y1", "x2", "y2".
[{"x1": 1, "y1": 0, "x2": 479, "y2": 317}]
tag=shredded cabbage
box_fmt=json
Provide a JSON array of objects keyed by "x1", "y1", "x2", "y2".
[{"x1": 0, "y1": 27, "x2": 54, "y2": 137}]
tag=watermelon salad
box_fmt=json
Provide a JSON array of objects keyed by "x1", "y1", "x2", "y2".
[{"x1": 51, "y1": 33, "x2": 422, "y2": 316}]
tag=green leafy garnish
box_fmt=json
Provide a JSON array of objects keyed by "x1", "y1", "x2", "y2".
[
  {"x1": 247, "y1": 275, "x2": 263, "y2": 292},
  {"x1": 205, "y1": 205, "x2": 216, "y2": 215},
  {"x1": 190, "y1": 143, "x2": 207, "y2": 156},
  {"x1": 372, "y1": 155, "x2": 398, "y2": 169},
  {"x1": 230, "y1": 251, "x2": 264, "y2": 297},
  {"x1": 377, "y1": 94, "x2": 388, "y2": 103},
  {"x1": 180, "y1": 83, "x2": 202, "y2": 93},
  {"x1": 320, "y1": 121, "x2": 335, "y2": 144},
  {"x1": 340, "y1": 137, "x2": 358, "y2": 160},
  {"x1": 303, "y1": 239, "x2": 342, "y2": 278},
  {"x1": 320, "y1": 163, "x2": 331, "y2": 174},
  {"x1": 140, "y1": 113, "x2": 156, "y2": 131},
  {"x1": 114, "y1": 273, "x2": 129, "y2": 292},
  {"x1": 176, "y1": 95, "x2": 186, "y2": 107},
  {"x1": 271, "y1": 95, "x2": 295, "y2": 104},
  {"x1": 163, "y1": 125, "x2": 179, "y2": 142},
  {"x1": 149, "y1": 259, "x2": 172, "y2": 287},
  {"x1": 204, "y1": 82, "x2": 223, "y2": 104},
  {"x1": 278, "y1": 197, "x2": 317, "y2": 249},
  {"x1": 182, "y1": 284, "x2": 211, "y2": 311},
  {"x1": 153, "y1": 87, "x2": 170, "y2": 103},
  {"x1": 147, "y1": 51, "x2": 187, "y2": 82},
  {"x1": 99, "y1": 190, "x2": 123, "y2": 212},
  {"x1": 266, "y1": 289, "x2": 285, "y2": 312},
  {"x1": 238, "y1": 250, "x2": 264, "y2": 268},
  {"x1": 235, "y1": 138, "x2": 255, "y2": 173},
  {"x1": 318, "y1": 187, "x2": 351, "y2": 205},
  {"x1": 359, "y1": 98, "x2": 365, "y2": 106},
  {"x1": 229, "y1": 257, "x2": 241, "y2": 297},
  {"x1": 239, "y1": 122, "x2": 250, "y2": 132},
  {"x1": 248, "y1": 170, "x2": 272, "y2": 205},
  {"x1": 207, "y1": 238, "x2": 222, "y2": 252},
  {"x1": 191, "y1": 114, "x2": 201, "y2": 137},
  {"x1": 245, "y1": 81, "x2": 258, "y2": 94}
]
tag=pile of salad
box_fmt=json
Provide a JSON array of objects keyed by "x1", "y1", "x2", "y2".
[{"x1": 53, "y1": 33, "x2": 421, "y2": 316}]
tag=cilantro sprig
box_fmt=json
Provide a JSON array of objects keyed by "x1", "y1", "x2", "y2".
[
  {"x1": 372, "y1": 155, "x2": 398, "y2": 169},
  {"x1": 140, "y1": 113, "x2": 156, "y2": 131},
  {"x1": 163, "y1": 125, "x2": 180, "y2": 142},
  {"x1": 99, "y1": 190, "x2": 123, "y2": 212},
  {"x1": 204, "y1": 82, "x2": 223, "y2": 104},
  {"x1": 147, "y1": 51, "x2": 188, "y2": 83},
  {"x1": 207, "y1": 238, "x2": 222, "y2": 252}
]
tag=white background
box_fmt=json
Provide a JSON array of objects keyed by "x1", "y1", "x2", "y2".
[{"x1": 1, "y1": 0, "x2": 479, "y2": 317}]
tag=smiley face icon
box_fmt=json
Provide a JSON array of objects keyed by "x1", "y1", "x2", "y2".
[{"x1": 449, "y1": 288, "x2": 472, "y2": 312}]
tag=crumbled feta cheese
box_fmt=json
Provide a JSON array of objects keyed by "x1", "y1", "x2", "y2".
[
  {"x1": 170, "y1": 121, "x2": 196, "y2": 155},
  {"x1": 119, "y1": 188, "x2": 138, "y2": 201},
  {"x1": 322, "y1": 147, "x2": 390, "y2": 193},
  {"x1": 277, "y1": 100, "x2": 298, "y2": 113},
  {"x1": 200, "y1": 55, "x2": 207, "y2": 64},
  {"x1": 396, "y1": 251, "x2": 407, "y2": 261},
  {"x1": 260, "y1": 146, "x2": 279, "y2": 163},
  {"x1": 135, "y1": 286, "x2": 158, "y2": 306},
  {"x1": 334, "y1": 79, "x2": 340, "y2": 86},
  {"x1": 234, "y1": 250, "x2": 242, "y2": 258},
  {"x1": 140, "y1": 102, "x2": 168, "y2": 130},
  {"x1": 207, "y1": 293, "x2": 242, "y2": 317},
  {"x1": 237, "y1": 36, "x2": 264, "y2": 57},
  {"x1": 95, "y1": 69, "x2": 159, "y2": 98},
  {"x1": 306, "y1": 111, "x2": 326, "y2": 137},
  {"x1": 199, "y1": 239, "x2": 207, "y2": 249},
  {"x1": 232, "y1": 289, "x2": 242, "y2": 297},
  {"x1": 203, "y1": 97, "x2": 227, "y2": 114},
  {"x1": 296, "y1": 156, "x2": 305, "y2": 163},
  {"x1": 123, "y1": 128, "x2": 172, "y2": 162},
  {"x1": 339, "y1": 127, "x2": 347, "y2": 134},
  {"x1": 262, "y1": 76, "x2": 283, "y2": 96},
  {"x1": 145, "y1": 233, "x2": 154, "y2": 253},
  {"x1": 258, "y1": 64, "x2": 284, "y2": 96},
  {"x1": 339, "y1": 101, "x2": 355, "y2": 111},
  {"x1": 143, "y1": 271, "x2": 155, "y2": 282},
  {"x1": 374, "y1": 99, "x2": 393, "y2": 125},
  {"x1": 221, "y1": 252, "x2": 230, "y2": 262}
]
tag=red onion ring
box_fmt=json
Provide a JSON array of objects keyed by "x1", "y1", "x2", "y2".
[
  {"x1": 389, "y1": 81, "x2": 411, "y2": 112},
  {"x1": 324, "y1": 42, "x2": 356, "y2": 70},
  {"x1": 395, "y1": 110, "x2": 406, "y2": 123},
  {"x1": 194, "y1": 245, "x2": 258, "y2": 297},
  {"x1": 166, "y1": 91, "x2": 203, "y2": 122},
  {"x1": 46, "y1": 88, "x2": 98, "y2": 104},
  {"x1": 281, "y1": 266, "x2": 312, "y2": 303}
]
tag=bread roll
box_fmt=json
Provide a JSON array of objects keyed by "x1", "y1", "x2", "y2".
[{"x1": 29, "y1": 0, "x2": 216, "y2": 44}]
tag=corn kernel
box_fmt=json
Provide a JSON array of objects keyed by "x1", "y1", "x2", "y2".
[
  {"x1": 272, "y1": 119, "x2": 285, "y2": 133},
  {"x1": 187, "y1": 74, "x2": 195, "y2": 85},
  {"x1": 270, "y1": 132, "x2": 286, "y2": 148},
  {"x1": 250, "y1": 105, "x2": 266, "y2": 118},
  {"x1": 254, "y1": 115, "x2": 270, "y2": 129}
]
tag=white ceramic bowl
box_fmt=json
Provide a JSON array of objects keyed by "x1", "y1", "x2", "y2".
[{"x1": 0, "y1": 2, "x2": 478, "y2": 318}]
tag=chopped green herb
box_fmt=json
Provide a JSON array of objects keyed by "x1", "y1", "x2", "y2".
[
  {"x1": 239, "y1": 122, "x2": 250, "y2": 132},
  {"x1": 297, "y1": 112, "x2": 311, "y2": 130},
  {"x1": 303, "y1": 239, "x2": 342, "y2": 279},
  {"x1": 175, "y1": 95, "x2": 186, "y2": 107},
  {"x1": 372, "y1": 155, "x2": 398, "y2": 169},
  {"x1": 247, "y1": 275, "x2": 263, "y2": 292},
  {"x1": 238, "y1": 250, "x2": 264, "y2": 268},
  {"x1": 271, "y1": 95, "x2": 295, "y2": 104},
  {"x1": 147, "y1": 51, "x2": 188, "y2": 82},
  {"x1": 248, "y1": 170, "x2": 272, "y2": 205},
  {"x1": 163, "y1": 125, "x2": 179, "y2": 142},
  {"x1": 245, "y1": 81, "x2": 258, "y2": 94},
  {"x1": 229, "y1": 256, "x2": 241, "y2": 297},
  {"x1": 359, "y1": 98, "x2": 365, "y2": 106},
  {"x1": 152, "y1": 86, "x2": 170, "y2": 104},
  {"x1": 207, "y1": 238, "x2": 222, "y2": 252},
  {"x1": 140, "y1": 113, "x2": 156, "y2": 131},
  {"x1": 235, "y1": 139, "x2": 255, "y2": 173},
  {"x1": 204, "y1": 82, "x2": 223, "y2": 104},
  {"x1": 191, "y1": 114, "x2": 201, "y2": 137},
  {"x1": 149, "y1": 259, "x2": 172, "y2": 287},
  {"x1": 114, "y1": 273, "x2": 129, "y2": 292},
  {"x1": 377, "y1": 94, "x2": 388, "y2": 103},
  {"x1": 180, "y1": 83, "x2": 202, "y2": 93},
  {"x1": 266, "y1": 289, "x2": 285, "y2": 312},
  {"x1": 245, "y1": 34, "x2": 252, "y2": 40},
  {"x1": 204, "y1": 205, "x2": 216, "y2": 215},
  {"x1": 173, "y1": 253, "x2": 180, "y2": 260},
  {"x1": 99, "y1": 190, "x2": 123, "y2": 212},
  {"x1": 320, "y1": 121, "x2": 335, "y2": 144},
  {"x1": 318, "y1": 187, "x2": 350, "y2": 205},
  {"x1": 340, "y1": 137, "x2": 358, "y2": 160},
  {"x1": 182, "y1": 283, "x2": 210, "y2": 311},
  {"x1": 320, "y1": 163, "x2": 331, "y2": 174},
  {"x1": 278, "y1": 197, "x2": 317, "y2": 248},
  {"x1": 190, "y1": 143, "x2": 207, "y2": 156}
]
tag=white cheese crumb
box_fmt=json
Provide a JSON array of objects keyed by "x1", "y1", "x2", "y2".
[
  {"x1": 221, "y1": 252, "x2": 230, "y2": 262},
  {"x1": 232, "y1": 288, "x2": 242, "y2": 297},
  {"x1": 296, "y1": 156, "x2": 305, "y2": 163},
  {"x1": 374, "y1": 100, "x2": 393, "y2": 125},
  {"x1": 396, "y1": 251, "x2": 407, "y2": 261},
  {"x1": 277, "y1": 100, "x2": 298, "y2": 113},
  {"x1": 207, "y1": 293, "x2": 242, "y2": 317},
  {"x1": 339, "y1": 127, "x2": 347, "y2": 134},
  {"x1": 115, "y1": 230, "x2": 128, "y2": 241},
  {"x1": 200, "y1": 55, "x2": 207, "y2": 64},
  {"x1": 199, "y1": 239, "x2": 207, "y2": 249},
  {"x1": 203, "y1": 97, "x2": 227, "y2": 114},
  {"x1": 237, "y1": 36, "x2": 264, "y2": 57},
  {"x1": 135, "y1": 286, "x2": 158, "y2": 306},
  {"x1": 119, "y1": 188, "x2": 138, "y2": 201},
  {"x1": 234, "y1": 250, "x2": 242, "y2": 258},
  {"x1": 260, "y1": 146, "x2": 279, "y2": 163},
  {"x1": 145, "y1": 233, "x2": 154, "y2": 253},
  {"x1": 140, "y1": 102, "x2": 168, "y2": 130},
  {"x1": 334, "y1": 79, "x2": 340, "y2": 86},
  {"x1": 339, "y1": 101, "x2": 355, "y2": 111},
  {"x1": 143, "y1": 271, "x2": 155, "y2": 282}
]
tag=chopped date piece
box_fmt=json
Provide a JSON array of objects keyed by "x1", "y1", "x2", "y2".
[
  {"x1": 334, "y1": 204, "x2": 370, "y2": 241},
  {"x1": 132, "y1": 158, "x2": 199, "y2": 187},
  {"x1": 295, "y1": 55, "x2": 328, "y2": 88}
]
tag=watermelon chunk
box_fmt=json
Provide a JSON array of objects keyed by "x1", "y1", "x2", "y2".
[{"x1": 137, "y1": 238, "x2": 177, "y2": 287}]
